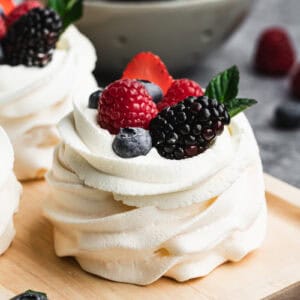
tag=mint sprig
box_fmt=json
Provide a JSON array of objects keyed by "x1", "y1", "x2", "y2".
[
  {"x1": 224, "y1": 98, "x2": 257, "y2": 118},
  {"x1": 205, "y1": 66, "x2": 257, "y2": 118},
  {"x1": 48, "y1": 0, "x2": 83, "y2": 30}
]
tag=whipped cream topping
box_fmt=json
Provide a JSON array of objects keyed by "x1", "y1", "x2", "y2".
[
  {"x1": 0, "y1": 127, "x2": 22, "y2": 255},
  {"x1": 0, "y1": 26, "x2": 97, "y2": 180},
  {"x1": 44, "y1": 96, "x2": 267, "y2": 285}
]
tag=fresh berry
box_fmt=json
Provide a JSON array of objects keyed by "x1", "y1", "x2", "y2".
[
  {"x1": 0, "y1": 16, "x2": 6, "y2": 40},
  {"x1": 98, "y1": 79, "x2": 158, "y2": 134},
  {"x1": 11, "y1": 289, "x2": 48, "y2": 300},
  {"x1": 138, "y1": 80, "x2": 163, "y2": 103},
  {"x1": 2, "y1": 7, "x2": 62, "y2": 67},
  {"x1": 254, "y1": 27, "x2": 295, "y2": 75},
  {"x1": 0, "y1": 0, "x2": 15, "y2": 15},
  {"x1": 149, "y1": 96, "x2": 230, "y2": 159},
  {"x1": 6, "y1": 0, "x2": 42, "y2": 27},
  {"x1": 274, "y1": 101, "x2": 300, "y2": 129},
  {"x1": 88, "y1": 88, "x2": 104, "y2": 109},
  {"x1": 122, "y1": 52, "x2": 173, "y2": 95},
  {"x1": 112, "y1": 127, "x2": 152, "y2": 158},
  {"x1": 291, "y1": 64, "x2": 300, "y2": 99},
  {"x1": 0, "y1": 43, "x2": 4, "y2": 63},
  {"x1": 157, "y1": 79, "x2": 204, "y2": 111}
]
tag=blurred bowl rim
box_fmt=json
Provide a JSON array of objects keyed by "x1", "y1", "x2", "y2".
[{"x1": 84, "y1": 0, "x2": 247, "y2": 10}]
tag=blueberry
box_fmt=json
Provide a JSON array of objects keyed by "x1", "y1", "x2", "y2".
[
  {"x1": 274, "y1": 101, "x2": 300, "y2": 128},
  {"x1": 11, "y1": 290, "x2": 48, "y2": 300},
  {"x1": 112, "y1": 127, "x2": 152, "y2": 158},
  {"x1": 138, "y1": 80, "x2": 163, "y2": 103},
  {"x1": 88, "y1": 88, "x2": 103, "y2": 109}
]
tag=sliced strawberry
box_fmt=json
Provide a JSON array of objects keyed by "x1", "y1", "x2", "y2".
[
  {"x1": 0, "y1": 0, "x2": 15, "y2": 15},
  {"x1": 122, "y1": 52, "x2": 173, "y2": 95}
]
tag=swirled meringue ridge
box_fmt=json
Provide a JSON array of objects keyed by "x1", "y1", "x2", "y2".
[
  {"x1": 44, "y1": 95, "x2": 267, "y2": 285},
  {"x1": 0, "y1": 26, "x2": 97, "y2": 180},
  {"x1": 0, "y1": 127, "x2": 22, "y2": 255}
]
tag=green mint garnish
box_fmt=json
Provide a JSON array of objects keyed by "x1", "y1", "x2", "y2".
[
  {"x1": 205, "y1": 65, "x2": 257, "y2": 118},
  {"x1": 48, "y1": 0, "x2": 83, "y2": 30},
  {"x1": 224, "y1": 98, "x2": 258, "y2": 118},
  {"x1": 10, "y1": 290, "x2": 48, "y2": 300},
  {"x1": 205, "y1": 65, "x2": 239, "y2": 103}
]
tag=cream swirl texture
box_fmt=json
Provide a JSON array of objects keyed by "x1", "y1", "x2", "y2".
[
  {"x1": 0, "y1": 26, "x2": 97, "y2": 180},
  {"x1": 44, "y1": 95, "x2": 267, "y2": 285},
  {"x1": 0, "y1": 127, "x2": 22, "y2": 255}
]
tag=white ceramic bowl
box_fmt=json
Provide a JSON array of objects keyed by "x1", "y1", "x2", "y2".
[{"x1": 78, "y1": 0, "x2": 253, "y2": 75}]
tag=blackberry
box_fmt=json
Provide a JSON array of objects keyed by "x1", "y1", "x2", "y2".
[
  {"x1": 2, "y1": 7, "x2": 62, "y2": 67},
  {"x1": 149, "y1": 96, "x2": 230, "y2": 159},
  {"x1": 0, "y1": 43, "x2": 4, "y2": 63},
  {"x1": 11, "y1": 289, "x2": 48, "y2": 300}
]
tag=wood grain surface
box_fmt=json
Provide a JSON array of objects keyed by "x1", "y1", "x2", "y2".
[{"x1": 0, "y1": 174, "x2": 299, "y2": 300}]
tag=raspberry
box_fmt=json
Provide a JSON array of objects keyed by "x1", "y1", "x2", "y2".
[
  {"x1": 2, "y1": 7, "x2": 62, "y2": 67},
  {"x1": 157, "y1": 79, "x2": 204, "y2": 111},
  {"x1": 254, "y1": 27, "x2": 295, "y2": 75},
  {"x1": 6, "y1": 0, "x2": 42, "y2": 27},
  {"x1": 98, "y1": 79, "x2": 158, "y2": 134},
  {"x1": 291, "y1": 64, "x2": 300, "y2": 99},
  {"x1": 0, "y1": 16, "x2": 6, "y2": 40},
  {"x1": 122, "y1": 52, "x2": 173, "y2": 95},
  {"x1": 150, "y1": 96, "x2": 230, "y2": 160}
]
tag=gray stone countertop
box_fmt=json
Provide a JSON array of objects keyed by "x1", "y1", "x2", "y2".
[{"x1": 190, "y1": 0, "x2": 300, "y2": 187}]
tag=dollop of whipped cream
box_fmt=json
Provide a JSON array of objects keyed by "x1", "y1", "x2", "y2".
[
  {"x1": 44, "y1": 95, "x2": 267, "y2": 285},
  {"x1": 0, "y1": 26, "x2": 97, "y2": 180},
  {"x1": 0, "y1": 127, "x2": 22, "y2": 255}
]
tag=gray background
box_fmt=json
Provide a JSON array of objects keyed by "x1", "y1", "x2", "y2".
[{"x1": 190, "y1": 0, "x2": 300, "y2": 187}]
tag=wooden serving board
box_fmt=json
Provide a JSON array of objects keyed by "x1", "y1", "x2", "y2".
[{"x1": 0, "y1": 174, "x2": 299, "y2": 300}]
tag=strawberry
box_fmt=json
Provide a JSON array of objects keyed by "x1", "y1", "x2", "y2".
[
  {"x1": 98, "y1": 79, "x2": 158, "y2": 134},
  {"x1": 6, "y1": 0, "x2": 42, "y2": 27},
  {"x1": 122, "y1": 52, "x2": 173, "y2": 95},
  {"x1": 254, "y1": 27, "x2": 295, "y2": 75},
  {"x1": 157, "y1": 79, "x2": 204, "y2": 111},
  {"x1": 0, "y1": 0, "x2": 15, "y2": 15}
]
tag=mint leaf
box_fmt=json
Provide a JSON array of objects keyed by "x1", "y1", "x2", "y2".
[
  {"x1": 226, "y1": 98, "x2": 257, "y2": 118},
  {"x1": 205, "y1": 66, "x2": 257, "y2": 118},
  {"x1": 48, "y1": 0, "x2": 83, "y2": 30},
  {"x1": 205, "y1": 65, "x2": 239, "y2": 103}
]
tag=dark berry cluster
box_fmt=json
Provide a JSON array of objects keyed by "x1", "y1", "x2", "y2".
[
  {"x1": 149, "y1": 96, "x2": 230, "y2": 159},
  {"x1": 2, "y1": 7, "x2": 62, "y2": 67},
  {"x1": 11, "y1": 289, "x2": 47, "y2": 300}
]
